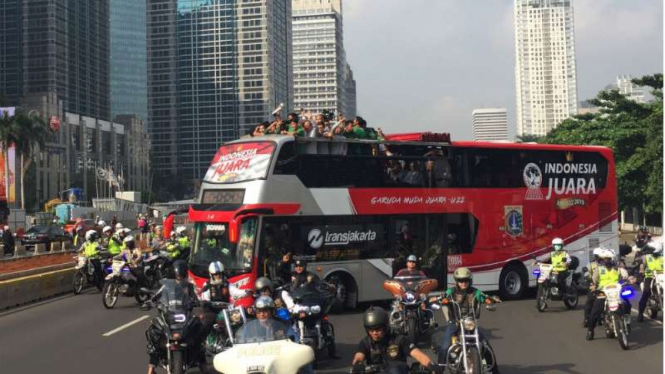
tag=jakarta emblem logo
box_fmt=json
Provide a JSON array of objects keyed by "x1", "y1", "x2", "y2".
[{"x1": 504, "y1": 206, "x2": 523, "y2": 237}]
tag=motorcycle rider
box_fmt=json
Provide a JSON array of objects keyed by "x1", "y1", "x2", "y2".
[
  {"x1": 73, "y1": 226, "x2": 84, "y2": 248},
  {"x1": 635, "y1": 226, "x2": 652, "y2": 249},
  {"x1": 235, "y1": 296, "x2": 288, "y2": 342},
  {"x1": 583, "y1": 247, "x2": 606, "y2": 327},
  {"x1": 396, "y1": 255, "x2": 427, "y2": 277},
  {"x1": 436, "y1": 267, "x2": 500, "y2": 372},
  {"x1": 586, "y1": 249, "x2": 630, "y2": 340},
  {"x1": 81, "y1": 230, "x2": 103, "y2": 279},
  {"x1": 108, "y1": 226, "x2": 125, "y2": 256},
  {"x1": 352, "y1": 306, "x2": 444, "y2": 374},
  {"x1": 637, "y1": 241, "x2": 664, "y2": 322},
  {"x1": 176, "y1": 226, "x2": 190, "y2": 248},
  {"x1": 165, "y1": 231, "x2": 182, "y2": 260},
  {"x1": 291, "y1": 259, "x2": 316, "y2": 288},
  {"x1": 146, "y1": 260, "x2": 204, "y2": 374},
  {"x1": 100, "y1": 226, "x2": 113, "y2": 248},
  {"x1": 543, "y1": 238, "x2": 572, "y2": 294}
]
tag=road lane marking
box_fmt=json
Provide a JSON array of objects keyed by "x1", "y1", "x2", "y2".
[
  {"x1": 102, "y1": 315, "x2": 150, "y2": 337},
  {"x1": 630, "y1": 308, "x2": 663, "y2": 325}
]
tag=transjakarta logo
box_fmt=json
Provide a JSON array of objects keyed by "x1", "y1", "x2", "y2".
[
  {"x1": 307, "y1": 228, "x2": 377, "y2": 249},
  {"x1": 524, "y1": 162, "x2": 598, "y2": 200}
]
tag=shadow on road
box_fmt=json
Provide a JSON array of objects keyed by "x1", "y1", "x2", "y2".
[
  {"x1": 499, "y1": 362, "x2": 584, "y2": 374},
  {"x1": 626, "y1": 320, "x2": 663, "y2": 350}
]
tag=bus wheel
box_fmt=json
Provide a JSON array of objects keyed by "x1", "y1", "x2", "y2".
[{"x1": 499, "y1": 263, "x2": 527, "y2": 300}]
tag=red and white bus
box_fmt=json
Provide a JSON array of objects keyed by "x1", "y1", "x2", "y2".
[{"x1": 187, "y1": 134, "x2": 618, "y2": 307}]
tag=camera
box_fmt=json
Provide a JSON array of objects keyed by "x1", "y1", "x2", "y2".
[{"x1": 321, "y1": 109, "x2": 335, "y2": 122}]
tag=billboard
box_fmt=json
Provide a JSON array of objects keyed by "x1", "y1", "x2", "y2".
[{"x1": 0, "y1": 145, "x2": 16, "y2": 203}]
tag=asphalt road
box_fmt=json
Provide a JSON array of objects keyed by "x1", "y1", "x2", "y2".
[{"x1": 0, "y1": 289, "x2": 662, "y2": 374}]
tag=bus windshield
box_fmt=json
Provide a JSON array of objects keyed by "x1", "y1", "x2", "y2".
[{"x1": 189, "y1": 218, "x2": 258, "y2": 278}]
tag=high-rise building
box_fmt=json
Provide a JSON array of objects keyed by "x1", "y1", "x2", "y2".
[
  {"x1": 0, "y1": 0, "x2": 110, "y2": 119},
  {"x1": 472, "y1": 108, "x2": 508, "y2": 141},
  {"x1": 292, "y1": 0, "x2": 356, "y2": 118},
  {"x1": 514, "y1": 0, "x2": 577, "y2": 137},
  {"x1": 110, "y1": 0, "x2": 147, "y2": 122},
  {"x1": 616, "y1": 75, "x2": 646, "y2": 103},
  {"x1": 148, "y1": 0, "x2": 293, "y2": 180}
]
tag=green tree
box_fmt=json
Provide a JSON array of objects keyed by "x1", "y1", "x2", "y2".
[
  {"x1": 515, "y1": 134, "x2": 544, "y2": 143},
  {"x1": 542, "y1": 74, "x2": 663, "y2": 216},
  {"x1": 14, "y1": 111, "x2": 49, "y2": 210}
]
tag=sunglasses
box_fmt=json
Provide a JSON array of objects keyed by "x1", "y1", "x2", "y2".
[
  {"x1": 295, "y1": 265, "x2": 304, "y2": 268},
  {"x1": 367, "y1": 327, "x2": 384, "y2": 333},
  {"x1": 457, "y1": 279, "x2": 470, "y2": 283}
]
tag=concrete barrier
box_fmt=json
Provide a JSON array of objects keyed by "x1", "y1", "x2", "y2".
[
  {"x1": 62, "y1": 241, "x2": 71, "y2": 252},
  {"x1": 34, "y1": 243, "x2": 46, "y2": 254},
  {"x1": 14, "y1": 244, "x2": 26, "y2": 257},
  {"x1": 50, "y1": 242, "x2": 61, "y2": 253},
  {"x1": 0, "y1": 267, "x2": 76, "y2": 310}
]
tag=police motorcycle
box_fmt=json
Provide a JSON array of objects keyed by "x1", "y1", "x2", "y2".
[
  {"x1": 202, "y1": 300, "x2": 248, "y2": 356},
  {"x1": 102, "y1": 253, "x2": 150, "y2": 309},
  {"x1": 72, "y1": 250, "x2": 111, "y2": 294},
  {"x1": 429, "y1": 294, "x2": 500, "y2": 374},
  {"x1": 213, "y1": 317, "x2": 315, "y2": 374},
  {"x1": 281, "y1": 278, "x2": 337, "y2": 367},
  {"x1": 532, "y1": 255, "x2": 580, "y2": 312},
  {"x1": 383, "y1": 275, "x2": 439, "y2": 346},
  {"x1": 143, "y1": 249, "x2": 171, "y2": 288},
  {"x1": 591, "y1": 278, "x2": 635, "y2": 350},
  {"x1": 141, "y1": 281, "x2": 207, "y2": 374},
  {"x1": 644, "y1": 269, "x2": 664, "y2": 319}
]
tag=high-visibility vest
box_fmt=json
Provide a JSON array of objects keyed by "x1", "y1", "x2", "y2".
[
  {"x1": 551, "y1": 251, "x2": 568, "y2": 272},
  {"x1": 84, "y1": 242, "x2": 99, "y2": 258},
  {"x1": 598, "y1": 267, "x2": 620, "y2": 289}
]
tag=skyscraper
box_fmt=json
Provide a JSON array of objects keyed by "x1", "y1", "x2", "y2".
[
  {"x1": 292, "y1": 0, "x2": 356, "y2": 118},
  {"x1": 148, "y1": 0, "x2": 293, "y2": 180},
  {"x1": 616, "y1": 75, "x2": 646, "y2": 103},
  {"x1": 110, "y1": 0, "x2": 147, "y2": 122},
  {"x1": 0, "y1": 0, "x2": 110, "y2": 119},
  {"x1": 472, "y1": 108, "x2": 508, "y2": 141},
  {"x1": 514, "y1": 0, "x2": 577, "y2": 137}
]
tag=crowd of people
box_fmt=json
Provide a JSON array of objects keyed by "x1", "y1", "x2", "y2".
[{"x1": 246, "y1": 113, "x2": 386, "y2": 141}]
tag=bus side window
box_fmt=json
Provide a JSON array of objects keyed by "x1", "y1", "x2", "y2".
[{"x1": 274, "y1": 142, "x2": 297, "y2": 174}]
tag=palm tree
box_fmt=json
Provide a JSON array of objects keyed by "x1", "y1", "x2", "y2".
[
  {"x1": 14, "y1": 111, "x2": 49, "y2": 210},
  {"x1": 0, "y1": 111, "x2": 18, "y2": 203}
]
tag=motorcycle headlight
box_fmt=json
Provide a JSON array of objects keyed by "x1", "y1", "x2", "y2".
[
  {"x1": 296, "y1": 305, "x2": 310, "y2": 314},
  {"x1": 310, "y1": 305, "x2": 321, "y2": 314},
  {"x1": 405, "y1": 291, "x2": 417, "y2": 303},
  {"x1": 462, "y1": 317, "x2": 476, "y2": 331}
]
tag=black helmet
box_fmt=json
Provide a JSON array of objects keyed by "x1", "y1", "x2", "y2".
[
  {"x1": 255, "y1": 277, "x2": 273, "y2": 293},
  {"x1": 640, "y1": 226, "x2": 649, "y2": 233},
  {"x1": 173, "y1": 260, "x2": 188, "y2": 279},
  {"x1": 294, "y1": 259, "x2": 307, "y2": 268},
  {"x1": 363, "y1": 306, "x2": 389, "y2": 330}
]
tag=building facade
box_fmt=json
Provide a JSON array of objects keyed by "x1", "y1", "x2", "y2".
[
  {"x1": 148, "y1": 0, "x2": 293, "y2": 180},
  {"x1": 514, "y1": 0, "x2": 577, "y2": 137},
  {"x1": 110, "y1": 0, "x2": 147, "y2": 122},
  {"x1": 0, "y1": 0, "x2": 22, "y2": 106},
  {"x1": 472, "y1": 108, "x2": 508, "y2": 141},
  {"x1": 616, "y1": 75, "x2": 646, "y2": 103},
  {"x1": 292, "y1": 0, "x2": 356, "y2": 118}
]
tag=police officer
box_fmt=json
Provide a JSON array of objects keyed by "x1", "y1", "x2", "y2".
[
  {"x1": 176, "y1": 226, "x2": 190, "y2": 248},
  {"x1": 586, "y1": 249, "x2": 629, "y2": 340},
  {"x1": 108, "y1": 226, "x2": 124, "y2": 256},
  {"x1": 395, "y1": 255, "x2": 427, "y2": 277},
  {"x1": 544, "y1": 238, "x2": 572, "y2": 293},
  {"x1": 291, "y1": 259, "x2": 316, "y2": 288},
  {"x1": 73, "y1": 226, "x2": 84, "y2": 248},
  {"x1": 583, "y1": 247, "x2": 606, "y2": 327},
  {"x1": 635, "y1": 226, "x2": 652, "y2": 249},
  {"x1": 637, "y1": 241, "x2": 664, "y2": 322},
  {"x1": 82, "y1": 230, "x2": 103, "y2": 279},
  {"x1": 351, "y1": 306, "x2": 443, "y2": 374},
  {"x1": 166, "y1": 231, "x2": 182, "y2": 259}
]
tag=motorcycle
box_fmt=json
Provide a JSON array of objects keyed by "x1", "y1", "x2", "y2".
[
  {"x1": 143, "y1": 250, "x2": 170, "y2": 288},
  {"x1": 141, "y1": 281, "x2": 207, "y2": 374},
  {"x1": 72, "y1": 253, "x2": 110, "y2": 294},
  {"x1": 350, "y1": 363, "x2": 433, "y2": 374},
  {"x1": 596, "y1": 282, "x2": 635, "y2": 350},
  {"x1": 644, "y1": 270, "x2": 664, "y2": 319},
  {"x1": 382, "y1": 275, "x2": 438, "y2": 346},
  {"x1": 203, "y1": 301, "x2": 248, "y2": 356},
  {"x1": 102, "y1": 258, "x2": 149, "y2": 309},
  {"x1": 533, "y1": 260, "x2": 579, "y2": 312},
  {"x1": 430, "y1": 294, "x2": 500, "y2": 374},
  {"x1": 213, "y1": 318, "x2": 314, "y2": 374},
  {"x1": 288, "y1": 282, "x2": 337, "y2": 367}
]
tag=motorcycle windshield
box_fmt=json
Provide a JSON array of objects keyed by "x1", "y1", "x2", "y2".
[
  {"x1": 290, "y1": 283, "x2": 334, "y2": 309},
  {"x1": 233, "y1": 319, "x2": 289, "y2": 344},
  {"x1": 157, "y1": 279, "x2": 195, "y2": 313}
]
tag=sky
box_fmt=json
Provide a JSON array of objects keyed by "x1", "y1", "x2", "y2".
[{"x1": 342, "y1": 0, "x2": 664, "y2": 141}]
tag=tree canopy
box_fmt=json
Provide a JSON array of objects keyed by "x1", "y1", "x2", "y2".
[{"x1": 541, "y1": 74, "x2": 663, "y2": 215}]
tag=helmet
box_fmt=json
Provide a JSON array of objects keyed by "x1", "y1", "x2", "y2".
[
  {"x1": 97, "y1": 220, "x2": 106, "y2": 227},
  {"x1": 363, "y1": 306, "x2": 389, "y2": 330},
  {"x1": 208, "y1": 261, "x2": 224, "y2": 284},
  {"x1": 453, "y1": 267, "x2": 473, "y2": 283},
  {"x1": 123, "y1": 235, "x2": 136, "y2": 249},
  {"x1": 254, "y1": 295, "x2": 275, "y2": 310},
  {"x1": 255, "y1": 277, "x2": 273, "y2": 293},
  {"x1": 85, "y1": 230, "x2": 98, "y2": 241},
  {"x1": 552, "y1": 238, "x2": 564, "y2": 251},
  {"x1": 102, "y1": 225, "x2": 112, "y2": 234},
  {"x1": 294, "y1": 259, "x2": 307, "y2": 268},
  {"x1": 640, "y1": 226, "x2": 649, "y2": 233},
  {"x1": 76, "y1": 226, "x2": 84, "y2": 233},
  {"x1": 599, "y1": 249, "x2": 615, "y2": 260},
  {"x1": 651, "y1": 241, "x2": 663, "y2": 256},
  {"x1": 173, "y1": 260, "x2": 188, "y2": 279},
  {"x1": 176, "y1": 226, "x2": 187, "y2": 235},
  {"x1": 115, "y1": 223, "x2": 124, "y2": 230},
  {"x1": 592, "y1": 247, "x2": 604, "y2": 258},
  {"x1": 406, "y1": 255, "x2": 417, "y2": 263}
]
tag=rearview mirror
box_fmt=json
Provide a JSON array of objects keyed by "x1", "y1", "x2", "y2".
[{"x1": 486, "y1": 304, "x2": 497, "y2": 312}]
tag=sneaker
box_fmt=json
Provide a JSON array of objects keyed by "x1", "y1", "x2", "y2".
[{"x1": 586, "y1": 330, "x2": 594, "y2": 341}]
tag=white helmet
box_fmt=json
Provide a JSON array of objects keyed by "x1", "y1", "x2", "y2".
[
  {"x1": 552, "y1": 238, "x2": 564, "y2": 250},
  {"x1": 115, "y1": 223, "x2": 124, "y2": 230},
  {"x1": 651, "y1": 241, "x2": 663, "y2": 256},
  {"x1": 123, "y1": 235, "x2": 135, "y2": 244},
  {"x1": 85, "y1": 230, "x2": 97, "y2": 241},
  {"x1": 123, "y1": 228, "x2": 132, "y2": 234},
  {"x1": 599, "y1": 248, "x2": 615, "y2": 259},
  {"x1": 97, "y1": 220, "x2": 106, "y2": 227},
  {"x1": 176, "y1": 226, "x2": 187, "y2": 235},
  {"x1": 102, "y1": 225, "x2": 113, "y2": 233},
  {"x1": 592, "y1": 247, "x2": 604, "y2": 257},
  {"x1": 208, "y1": 261, "x2": 224, "y2": 285}
]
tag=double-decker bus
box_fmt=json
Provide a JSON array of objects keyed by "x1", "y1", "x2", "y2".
[{"x1": 187, "y1": 134, "x2": 618, "y2": 307}]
